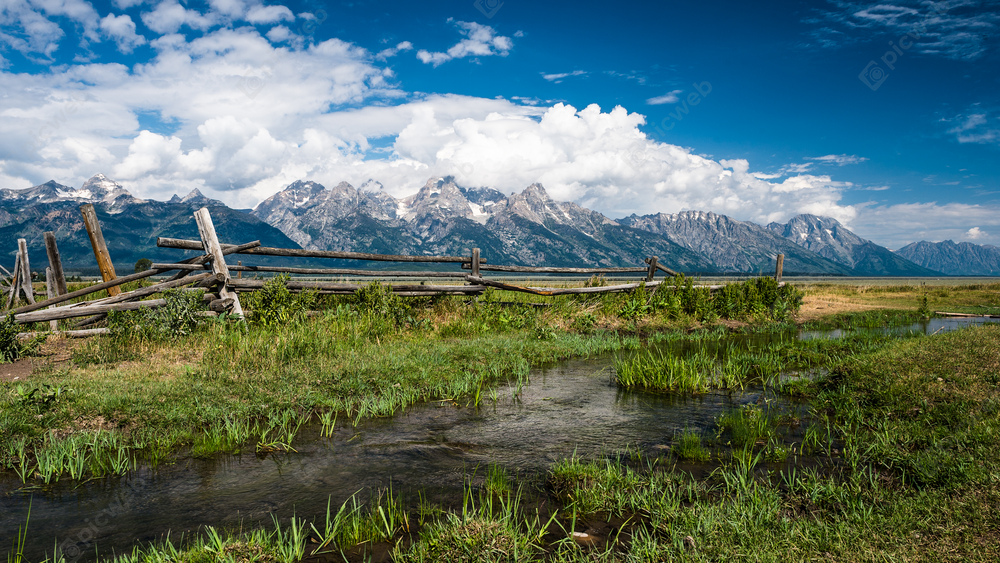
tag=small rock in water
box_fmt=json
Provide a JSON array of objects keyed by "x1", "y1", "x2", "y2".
[
  {"x1": 572, "y1": 532, "x2": 589, "y2": 538},
  {"x1": 684, "y1": 535, "x2": 696, "y2": 551}
]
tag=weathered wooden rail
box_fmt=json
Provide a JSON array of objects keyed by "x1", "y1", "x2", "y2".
[{"x1": 3, "y1": 205, "x2": 786, "y2": 332}]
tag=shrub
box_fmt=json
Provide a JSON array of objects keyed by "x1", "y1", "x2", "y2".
[
  {"x1": 0, "y1": 315, "x2": 43, "y2": 363},
  {"x1": 108, "y1": 289, "x2": 206, "y2": 340},
  {"x1": 243, "y1": 274, "x2": 316, "y2": 328}
]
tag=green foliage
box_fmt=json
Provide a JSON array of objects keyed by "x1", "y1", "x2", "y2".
[
  {"x1": 243, "y1": 274, "x2": 316, "y2": 328},
  {"x1": 133, "y1": 258, "x2": 152, "y2": 273},
  {"x1": 673, "y1": 429, "x2": 711, "y2": 462},
  {"x1": 615, "y1": 349, "x2": 715, "y2": 392},
  {"x1": 917, "y1": 294, "x2": 931, "y2": 319},
  {"x1": 108, "y1": 289, "x2": 206, "y2": 340},
  {"x1": 0, "y1": 315, "x2": 42, "y2": 363}
]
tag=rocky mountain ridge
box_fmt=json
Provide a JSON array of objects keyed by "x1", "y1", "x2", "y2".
[
  {"x1": 896, "y1": 240, "x2": 1000, "y2": 276},
  {"x1": 1, "y1": 173, "x2": 960, "y2": 276},
  {"x1": 765, "y1": 215, "x2": 942, "y2": 276}
]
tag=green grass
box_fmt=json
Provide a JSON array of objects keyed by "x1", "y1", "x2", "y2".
[
  {"x1": 672, "y1": 429, "x2": 711, "y2": 462},
  {"x1": 614, "y1": 349, "x2": 716, "y2": 392}
]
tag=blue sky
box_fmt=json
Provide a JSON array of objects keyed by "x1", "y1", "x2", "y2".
[{"x1": 1, "y1": 0, "x2": 998, "y2": 247}]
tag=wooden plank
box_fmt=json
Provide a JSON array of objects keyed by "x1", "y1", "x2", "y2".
[
  {"x1": 228, "y1": 279, "x2": 486, "y2": 293},
  {"x1": 462, "y1": 264, "x2": 647, "y2": 274},
  {"x1": 464, "y1": 275, "x2": 664, "y2": 296},
  {"x1": 471, "y1": 248, "x2": 480, "y2": 278},
  {"x1": 646, "y1": 256, "x2": 658, "y2": 282},
  {"x1": 99, "y1": 272, "x2": 219, "y2": 306},
  {"x1": 151, "y1": 263, "x2": 468, "y2": 278},
  {"x1": 43, "y1": 232, "x2": 68, "y2": 295},
  {"x1": 156, "y1": 237, "x2": 483, "y2": 263},
  {"x1": 80, "y1": 204, "x2": 120, "y2": 296},
  {"x1": 4, "y1": 254, "x2": 19, "y2": 309},
  {"x1": 17, "y1": 239, "x2": 35, "y2": 305},
  {"x1": 208, "y1": 298, "x2": 235, "y2": 312},
  {"x1": 8, "y1": 268, "x2": 164, "y2": 315},
  {"x1": 165, "y1": 240, "x2": 262, "y2": 282},
  {"x1": 45, "y1": 268, "x2": 58, "y2": 331},
  {"x1": 652, "y1": 262, "x2": 680, "y2": 277},
  {"x1": 193, "y1": 208, "x2": 244, "y2": 319},
  {"x1": 18, "y1": 328, "x2": 110, "y2": 340},
  {"x1": 935, "y1": 311, "x2": 1000, "y2": 319},
  {"x1": 15, "y1": 299, "x2": 168, "y2": 324},
  {"x1": 775, "y1": 254, "x2": 784, "y2": 283}
]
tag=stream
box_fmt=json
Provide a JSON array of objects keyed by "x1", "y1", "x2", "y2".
[{"x1": 1, "y1": 316, "x2": 996, "y2": 560}]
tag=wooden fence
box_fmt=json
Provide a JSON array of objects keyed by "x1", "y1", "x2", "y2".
[{"x1": 2, "y1": 206, "x2": 785, "y2": 336}]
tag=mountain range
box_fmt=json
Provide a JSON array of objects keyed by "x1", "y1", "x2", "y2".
[
  {"x1": 896, "y1": 240, "x2": 1000, "y2": 276},
  {"x1": 3, "y1": 173, "x2": 992, "y2": 277}
]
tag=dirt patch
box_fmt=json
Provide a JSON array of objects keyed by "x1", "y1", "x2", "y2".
[
  {"x1": 796, "y1": 294, "x2": 892, "y2": 322},
  {"x1": 0, "y1": 357, "x2": 38, "y2": 382},
  {"x1": 0, "y1": 334, "x2": 83, "y2": 382}
]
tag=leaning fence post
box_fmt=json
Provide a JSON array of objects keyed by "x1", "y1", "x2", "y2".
[
  {"x1": 471, "y1": 248, "x2": 480, "y2": 278},
  {"x1": 45, "y1": 268, "x2": 58, "y2": 331},
  {"x1": 193, "y1": 207, "x2": 244, "y2": 319},
  {"x1": 646, "y1": 256, "x2": 658, "y2": 282},
  {"x1": 44, "y1": 231, "x2": 68, "y2": 296},
  {"x1": 5, "y1": 253, "x2": 21, "y2": 309},
  {"x1": 80, "y1": 204, "x2": 120, "y2": 296},
  {"x1": 17, "y1": 239, "x2": 35, "y2": 305},
  {"x1": 775, "y1": 254, "x2": 784, "y2": 283}
]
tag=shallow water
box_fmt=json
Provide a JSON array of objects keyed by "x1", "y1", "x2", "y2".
[
  {"x1": 1, "y1": 356, "x2": 798, "y2": 561},
  {"x1": 799, "y1": 315, "x2": 999, "y2": 340},
  {"x1": 2, "y1": 316, "x2": 996, "y2": 559}
]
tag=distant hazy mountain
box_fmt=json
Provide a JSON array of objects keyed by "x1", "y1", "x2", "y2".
[
  {"x1": 0, "y1": 175, "x2": 301, "y2": 275},
  {"x1": 766, "y1": 214, "x2": 941, "y2": 276},
  {"x1": 896, "y1": 240, "x2": 1000, "y2": 276},
  {"x1": 619, "y1": 211, "x2": 855, "y2": 275},
  {"x1": 251, "y1": 176, "x2": 713, "y2": 270}
]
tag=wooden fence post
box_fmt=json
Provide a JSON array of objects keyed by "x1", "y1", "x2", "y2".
[
  {"x1": 775, "y1": 254, "x2": 784, "y2": 283},
  {"x1": 5, "y1": 254, "x2": 20, "y2": 309},
  {"x1": 237, "y1": 260, "x2": 242, "y2": 279},
  {"x1": 80, "y1": 204, "x2": 120, "y2": 296},
  {"x1": 17, "y1": 239, "x2": 35, "y2": 305},
  {"x1": 44, "y1": 231, "x2": 68, "y2": 296},
  {"x1": 646, "y1": 256, "x2": 658, "y2": 282},
  {"x1": 471, "y1": 248, "x2": 480, "y2": 278},
  {"x1": 193, "y1": 207, "x2": 244, "y2": 319},
  {"x1": 45, "y1": 267, "x2": 58, "y2": 331}
]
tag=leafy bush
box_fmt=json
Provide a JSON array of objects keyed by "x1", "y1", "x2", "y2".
[
  {"x1": 243, "y1": 274, "x2": 316, "y2": 328},
  {"x1": 0, "y1": 315, "x2": 42, "y2": 363},
  {"x1": 353, "y1": 281, "x2": 410, "y2": 325},
  {"x1": 108, "y1": 289, "x2": 206, "y2": 340}
]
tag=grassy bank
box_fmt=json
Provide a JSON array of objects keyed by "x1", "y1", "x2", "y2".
[
  {"x1": 1, "y1": 276, "x2": 799, "y2": 483},
  {"x1": 3, "y1": 278, "x2": 999, "y2": 561},
  {"x1": 10, "y1": 324, "x2": 997, "y2": 562}
]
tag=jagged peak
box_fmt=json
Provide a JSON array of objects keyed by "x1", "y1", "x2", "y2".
[{"x1": 181, "y1": 188, "x2": 206, "y2": 202}]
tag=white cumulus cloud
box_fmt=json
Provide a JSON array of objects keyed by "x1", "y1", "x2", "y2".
[
  {"x1": 416, "y1": 21, "x2": 512, "y2": 67},
  {"x1": 99, "y1": 13, "x2": 146, "y2": 52}
]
